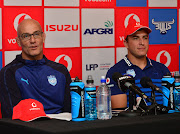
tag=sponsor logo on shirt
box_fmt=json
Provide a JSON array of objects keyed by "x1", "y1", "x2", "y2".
[
  {"x1": 21, "y1": 78, "x2": 29, "y2": 85},
  {"x1": 47, "y1": 75, "x2": 57, "y2": 86}
]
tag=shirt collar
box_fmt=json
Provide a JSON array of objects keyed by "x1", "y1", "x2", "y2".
[
  {"x1": 124, "y1": 55, "x2": 153, "y2": 67},
  {"x1": 16, "y1": 54, "x2": 48, "y2": 65}
]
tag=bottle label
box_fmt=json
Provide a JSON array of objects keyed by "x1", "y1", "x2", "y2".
[
  {"x1": 70, "y1": 85, "x2": 85, "y2": 119},
  {"x1": 162, "y1": 80, "x2": 175, "y2": 110},
  {"x1": 175, "y1": 84, "x2": 180, "y2": 92},
  {"x1": 85, "y1": 87, "x2": 96, "y2": 99}
]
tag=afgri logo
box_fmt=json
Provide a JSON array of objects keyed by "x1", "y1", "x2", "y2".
[
  {"x1": 83, "y1": 20, "x2": 113, "y2": 35},
  {"x1": 149, "y1": 9, "x2": 177, "y2": 44},
  {"x1": 82, "y1": 8, "x2": 114, "y2": 47}
]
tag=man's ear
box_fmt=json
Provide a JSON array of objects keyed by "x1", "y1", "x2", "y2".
[
  {"x1": 123, "y1": 39, "x2": 128, "y2": 49},
  {"x1": 16, "y1": 37, "x2": 21, "y2": 47},
  {"x1": 42, "y1": 32, "x2": 46, "y2": 43}
]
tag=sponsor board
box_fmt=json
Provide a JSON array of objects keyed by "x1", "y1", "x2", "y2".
[
  {"x1": 44, "y1": 8, "x2": 80, "y2": 48},
  {"x1": 4, "y1": 0, "x2": 42, "y2": 6},
  {"x1": 116, "y1": 47, "x2": 127, "y2": 63},
  {"x1": 147, "y1": 45, "x2": 179, "y2": 72},
  {"x1": 116, "y1": 0, "x2": 147, "y2": 7},
  {"x1": 82, "y1": 48, "x2": 114, "y2": 86},
  {"x1": 115, "y1": 8, "x2": 148, "y2": 47},
  {"x1": 82, "y1": 9, "x2": 114, "y2": 47},
  {"x1": 4, "y1": 51, "x2": 22, "y2": 66},
  {"x1": 149, "y1": 9, "x2": 177, "y2": 44},
  {"x1": 81, "y1": 0, "x2": 115, "y2": 7},
  {"x1": 44, "y1": 48, "x2": 81, "y2": 79},
  {"x1": 3, "y1": 7, "x2": 43, "y2": 50},
  {"x1": 148, "y1": 0, "x2": 177, "y2": 7},
  {"x1": 44, "y1": 0, "x2": 79, "y2": 6}
]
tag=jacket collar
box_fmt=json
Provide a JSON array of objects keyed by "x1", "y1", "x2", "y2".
[
  {"x1": 16, "y1": 54, "x2": 48, "y2": 66},
  {"x1": 124, "y1": 55, "x2": 153, "y2": 67}
]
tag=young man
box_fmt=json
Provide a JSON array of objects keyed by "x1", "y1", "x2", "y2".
[
  {"x1": 106, "y1": 21, "x2": 170, "y2": 109},
  {"x1": 0, "y1": 19, "x2": 72, "y2": 118}
]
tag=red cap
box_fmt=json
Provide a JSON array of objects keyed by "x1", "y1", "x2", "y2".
[
  {"x1": 12, "y1": 99, "x2": 50, "y2": 122},
  {"x1": 124, "y1": 21, "x2": 152, "y2": 39}
]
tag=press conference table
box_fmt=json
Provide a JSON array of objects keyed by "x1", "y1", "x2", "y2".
[{"x1": 0, "y1": 112, "x2": 180, "y2": 134}]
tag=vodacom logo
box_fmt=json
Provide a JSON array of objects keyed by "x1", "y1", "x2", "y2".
[
  {"x1": 14, "y1": 13, "x2": 32, "y2": 31},
  {"x1": 124, "y1": 13, "x2": 140, "y2": 28},
  {"x1": 156, "y1": 50, "x2": 171, "y2": 67},
  {"x1": 31, "y1": 102, "x2": 37, "y2": 108},
  {"x1": 55, "y1": 54, "x2": 72, "y2": 71}
]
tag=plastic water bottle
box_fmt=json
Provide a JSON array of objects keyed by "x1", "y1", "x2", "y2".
[
  {"x1": 84, "y1": 75, "x2": 97, "y2": 121},
  {"x1": 70, "y1": 77, "x2": 85, "y2": 121},
  {"x1": 161, "y1": 73, "x2": 175, "y2": 113},
  {"x1": 174, "y1": 72, "x2": 180, "y2": 112},
  {"x1": 96, "y1": 76, "x2": 112, "y2": 120}
]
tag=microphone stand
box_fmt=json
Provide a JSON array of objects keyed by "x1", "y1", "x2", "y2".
[
  {"x1": 119, "y1": 90, "x2": 141, "y2": 117},
  {"x1": 129, "y1": 90, "x2": 135, "y2": 112},
  {"x1": 151, "y1": 88, "x2": 157, "y2": 115}
]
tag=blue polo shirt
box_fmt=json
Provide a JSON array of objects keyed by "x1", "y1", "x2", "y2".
[{"x1": 106, "y1": 56, "x2": 170, "y2": 105}]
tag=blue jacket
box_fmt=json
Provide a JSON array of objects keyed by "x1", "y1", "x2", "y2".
[
  {"x1": 106, "y1": 56, "x2": 170, "y2": 105},
  {"x1": 0, "y1": 54, "x2": 71, "y2": 118}
]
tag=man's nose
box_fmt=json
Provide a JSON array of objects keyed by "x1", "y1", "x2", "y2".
[
  {"x1": 139, "y1": 38, "x2": 144, "y2": 45},
  {"x1": 30, "y1": 35, "x2": 35, "y2": 43}
]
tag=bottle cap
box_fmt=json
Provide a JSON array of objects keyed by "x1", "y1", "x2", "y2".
[
  {"x1": 74, "y1": 76, "x2": 81, "y2": 82},
  {"x1": 86, "y1": 75, "x2": 94, "y2": 84},
  {"x1": 101, "y1": 76, "x2": 106, "y2": 83},
  {"x1": 163, "y1": 73, "x2": 172, "y2": 78}
]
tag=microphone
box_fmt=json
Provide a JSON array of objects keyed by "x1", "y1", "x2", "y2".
[
  {"x1": 140, "y1": 77, "x2": 163, "y2": 94},
  {"x1": 112, "y1": 72, "x2": 134, "y2": 92},
  {"x1": 112, "y1": 72, "x2": 153, "y2": 103}
]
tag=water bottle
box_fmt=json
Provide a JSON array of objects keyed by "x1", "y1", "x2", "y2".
[
  {"x1": 161, "y1": 73, "x2": 175, "y2": 113},
  {"x1": 70, "y1": 77, "x2": 85, "y2": 121},
  {"x1": 174, "y1": 72, "x2": 180, "y2": 112},
  {"x1": 96, "y1": 76, "x2": 112, "y2": 120},
  {"x1": 84, "y1": 75, "x2": 97, "y2": 121}
]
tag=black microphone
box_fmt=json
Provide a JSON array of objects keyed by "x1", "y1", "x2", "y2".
[
  {"x1": 112, "y1": 72, "x2": 134, "y2": 92},
  {"x1": 140, "y1": 77, "x2": 163, "y2": 94},
  {"x1": 112, "y1": 72, "x2": 153, "y2": 103}
]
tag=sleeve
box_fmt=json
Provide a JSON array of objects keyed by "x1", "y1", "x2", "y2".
[
  {"x1": 106, "y1": 68, "x2": 125, "y2": 96},
  {"x1": 0, "y1": 67, "x2": 21, "y2": 118},
  {"x1": 161, "y1": 63, "x2": 171, "y2": 76},
  {"x1": 62, "y1": 68, "x2": 72, "y2": 113}
]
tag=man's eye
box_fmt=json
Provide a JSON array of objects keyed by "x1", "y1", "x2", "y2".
[
  {"x1": 133, "y1": 37, "x2": 138, "y2": 40},
  {"x1": 34, "y1": 32, "x2": 40, "y2": 36},
  {"x1": 144, "y1": 37, "x2": 148, "y2": 39},
  {"x1": 22, "y1": 34, "x2": 29, "y2": 38}
]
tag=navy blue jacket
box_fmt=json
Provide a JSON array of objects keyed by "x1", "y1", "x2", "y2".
[
  {"x1": 106, "y1": 56, "x2": 170, "y2": 105},
  {"x1": 0, "y1": 54, "x2": 71, "y2": 118}
]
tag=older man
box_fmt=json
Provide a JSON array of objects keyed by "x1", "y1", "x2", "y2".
[{"x1": 0, "y1": 19, "x2": 71, "y2": 118}]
